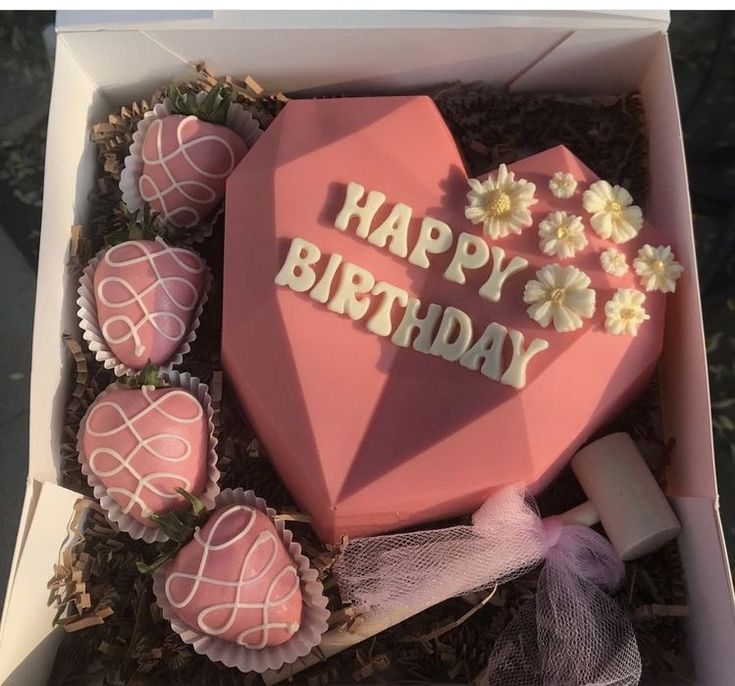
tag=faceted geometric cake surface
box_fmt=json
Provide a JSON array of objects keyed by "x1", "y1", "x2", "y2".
[{"x1": 223, "y1": 96, "x2": 667, "y2": 542}]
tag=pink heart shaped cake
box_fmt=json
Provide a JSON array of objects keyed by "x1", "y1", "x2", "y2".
[
  {"x1": 162, "y1": 504, "x2": 303, "y2": 648},
  {"x1": 222, "y1": 96, "x2": 681, "y2": 542},
  {"x1": 140, "y1": 114, "x2": 248, "y2": 229},
  {"x1": 79, "y1": 384, "x2": 209, "y2": 526},
  {"x1": 93, "y1": 238, "x2": 207, "y2": 369}
]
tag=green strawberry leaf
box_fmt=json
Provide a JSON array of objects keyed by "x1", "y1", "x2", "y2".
[
  {"x1": 167, "y1": 84, "x2": 233, "y2": 126},
  {"x1": 200, "y1": 84, "x2": 220, "y2": 115},
  {"x1": 136, "y1": 551, "x2": 176, "y2": 575},
  {"x1": 104, "y1": 204, "x2": 160, "y2": 247},
  {"x1": 175, "y1": 487, "x2": 206, "y2": 517},
  {"x1": 136, "y1": 488, "x2": 211, "y2": 575},
  {"x1": 104, "y1": 228, "x2": 131, "y2": 248},
  {"x1": 128, "y1": 223, "x2": 144, "y2": 241},
  {"x1": 126, "y1": 361, "x2": 167, "y2": 390}
]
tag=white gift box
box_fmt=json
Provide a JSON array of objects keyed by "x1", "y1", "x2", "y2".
[{"x1": 1, "y1": 10, "x2": 734, "y2": 685}]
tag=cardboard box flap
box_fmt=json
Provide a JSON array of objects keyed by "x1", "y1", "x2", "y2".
[
  {"x1": 510, "y1": 29, "x2": 663, "y2": 93},
  {"x1": 27, "y1": 37, "x2": 108, "y2": 486},
  {"x1": 57, "y1": 10, "x2": 670, "y2": 33},
  {"x1": 61, "y1": 24, "x2": 573, "y2": 103},
  {"x1": 674, "y1": 495, "x2": 735, "y2": 684},
  {"x1": 56, "y1": 11, "x2": 668, "y2": 105},
  {"x1": 59, "y1": 19, "x2": 672, "y2": 104},
  {"x1": 0, "y1": 481, "x2": 83, "y2": 686}
]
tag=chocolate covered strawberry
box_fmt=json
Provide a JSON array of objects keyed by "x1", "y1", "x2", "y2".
[
  {"x1": 161, "y1": 503, "x2": 303, "y2": 648},
  {"x1": 92, "y1": 237, "x2": 206, "y2": 370},
  {"x1": 138, "y1": 86, "x2": 248, "y2": 229},
  {"x1": 78, "y1": 376, "x2": 210, "y2": 533}
]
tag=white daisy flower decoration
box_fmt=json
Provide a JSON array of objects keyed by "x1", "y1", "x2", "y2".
[
  {"x1": 582, "y1": 180, "x2": 643, "y2": 244},
  {"x1": 523, "y1": 264, "x2": 596, "y2": 333},
  {"x1": 600, "y1": 247, "x2": 629, "y2": 277},
  {"x1": 605, "y1": 289, "x2": 651, "y2": 336},
  {"x1": 538, "y1": 211, "x2": 588, "y2": 259},
  {"x1": 549, "y1": 171, "x2": 578, "y2": 199},
  {"x1": 633, "y1": 244, "x2": 683, "y2": 293},
  {"x1": 465, "y1": 164, "x2": 538, "y2": 239}
]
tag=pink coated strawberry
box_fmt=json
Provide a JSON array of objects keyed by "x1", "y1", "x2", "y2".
[
  {"x1": 163, "y1": 504, "x2": 303, "y2": 647},
  {"x1": 139, "y1": 114, "x2": 248, "y2": 229},
  {"x1": 79, "y1": 384, "x2": 209, "y2": 527},
  {"x1": 93, "y1": 238, "x2": 206, "y2": 370}
]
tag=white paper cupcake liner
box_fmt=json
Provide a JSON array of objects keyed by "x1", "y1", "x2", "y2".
[
  {"x1": 120, "y1": 93, "x2": 262, "y2": 242},
  {"x1": 76, "y1": 239, "x2": 212, "y2": 378},
  {"x1": 152, "y1": 487, "x2": 330, "y2": 673},
  {"x1": 77, "y1": 371, "x2": 220, "y2": 543}
]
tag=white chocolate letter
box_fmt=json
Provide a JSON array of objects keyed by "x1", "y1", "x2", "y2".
[
  {"x1": 274, "y1": 237, "x2": 321, "y2": 293},
  {"x1": 327, "y1": 262, "x2": 376, "y2": 321},
  {"x1": 459, "y1": 322, "x2": 508, "y2": 381},
  {"x1": 310, "y1": 252, "x2": 343, "y2": 304},
  {"x1": 444, "y1": 232, "x2": 490, "y2": 285},
  {"x1": 408, "y1": 216, "x2": 453, "y2": 268},
  {"x1": 391, "y1": 298, "x2": 443, "y2": 354},
  {"x1": 367, "y1": 203, "x2": 412, "y2": 258},
  {"x1": 334, "y1": 182, "x2": 386, "y2": 238},
  {"x1": 366, "y1": 282, "x2": 409, "y2": 337},
  {"x1": 429, "y1": 307, "x2": 474, "y2": 362},
  {"x1": 479, "y1": 246, "x2": 529, "y2": 303},
  {"x1": 500, "y1": 330, "x2": 549, "y2": 390}
]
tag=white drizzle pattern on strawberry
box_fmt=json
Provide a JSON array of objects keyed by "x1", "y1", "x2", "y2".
[
  {"x1": 97, "y1": 238, "x2": 203, "y2": 359},
  {"x1": 140, "y1": 115, "x2": 239, "y2": 228},
  {"x1": 86, "y1": 387, "x2": 204, "y2": 516},
  {"x1": 165, "y1": 505, "x2": 301, "y2": 648}
]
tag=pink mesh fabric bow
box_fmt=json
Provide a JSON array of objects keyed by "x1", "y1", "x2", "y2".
[{"x1": 335, "y1": 485, "x2": 641, "y2": 686}]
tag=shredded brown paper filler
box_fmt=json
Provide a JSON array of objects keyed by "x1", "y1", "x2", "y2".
[{"x1": 48, "y1": 66, "x2": 690, "y2": 685}]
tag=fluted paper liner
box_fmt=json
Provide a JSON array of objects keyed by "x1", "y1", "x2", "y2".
[
  {"x1": 152, "y1": 487, "x2": 330, "y2": 673},
  {"x1": 119, "y1": 94, "x2": 262, "y2": 242},
  {"x1": 76, "y1": 240, "x2": 212, "y2": 378},
  {"x1": 77, "y1": 371, "x2": 220, "y2": 543}
]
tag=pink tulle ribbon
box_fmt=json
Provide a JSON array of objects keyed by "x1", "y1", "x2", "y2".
[{"x1": 335, "y1": 485, "x2": 642, "y2": 686}]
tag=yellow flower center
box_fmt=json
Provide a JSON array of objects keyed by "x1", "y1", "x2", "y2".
[
  {"x1": 608, "y1": 201, "x2": 623, "y2": 213},
  {"x1": 651, "y1": 259, "x2": 666, "y2": 273},
  {"x1": 485, "y1": 190, "x2": 512, "y2": 216},
  {"x1": 550, "y1": 288, "x2": 566, "y2": 305},
  {"x1": 620, "y1": 307, "x2": 636, "y2": 320},
  {"x1": 556, "y1": 225, "x2": 569, "y2": 240}
]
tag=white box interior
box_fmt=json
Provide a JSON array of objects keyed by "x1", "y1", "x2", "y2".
[{"x1": 2, "y1": 11, "x2": 734, "y2": 686}]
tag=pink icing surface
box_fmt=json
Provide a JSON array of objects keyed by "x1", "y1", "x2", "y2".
[
  {"x1": 80, "y1": 385, "x2": 208, "y2": 525},
  {"x1": 93, "y1": 239, "x2": 206, "y2": 369},
  {"x1": 222, "y1": 96, "x2": 670, "y2": 542},
  {"x1": 164, "y1": 505, "x2": 303, "y2": 647},
  {"x1": 140, "y1": 114, "x2": 248, "y2": 229}
]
